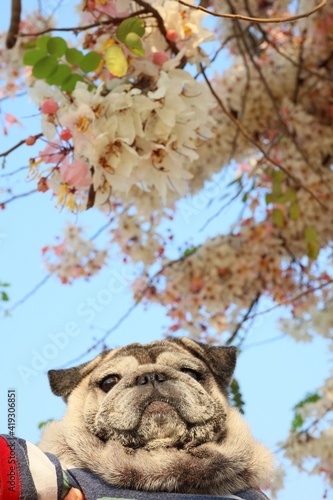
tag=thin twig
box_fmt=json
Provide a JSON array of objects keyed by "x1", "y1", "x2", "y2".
[
  {"x1": 0, "y1": 165, "x2": 29, "y2": 177},
  {"x1": 200, "y1": 181, "x2": 244, "y2": 232},
  {"x1": 8, "y1": 275, "x2": 51, "y2": 312},
  {"x1": 177, "y1": 0, "x2": 327, "y2": 24},
  {"x1": 242, "y1": 333, "x2": 286, "y2": 350},
  {"x1": 244, "y1": 278, "x2": 333, "y2": 323},
  {"x1": 0, "y1": 91, "x2": 27, "y2": 103},
  {"x1": 200, "y1": 64, "x2": 327, "y2": 209},
  {"x1": 1, "y1": 189, "x2": 38, "y2": 206},
  {"x1": 0, "y1": 133, "x2": 43, "y2": 158},
  {"x1": 90, "y1": 219, "x2": 113, "y2": 241},
  {"x1": 225, "y1": 292, "x2": 261, "y2": 345},
  {"x1": 19, "y1": 10, "x2": 148, "y2": 37}
]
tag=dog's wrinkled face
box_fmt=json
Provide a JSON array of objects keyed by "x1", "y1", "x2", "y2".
[
  {"x1": 85, "y1": 345, "x2": 228, "y2": 449},
  {"x1": 48, "y1": 338, "x2": 237, "y2": 451}
]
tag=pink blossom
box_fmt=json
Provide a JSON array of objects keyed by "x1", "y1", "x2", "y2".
[
  {"x1": 60, "y1": 128, "x2": 72, "y2": 141},
  {"x1": 39, "y1": 141, "x2": 66, "y2": 165},
  {"x1": 86, "y1": 0, "x2": 126, "y2": 18},
  {"x1": 5, "y1": 114, "x2": 20, "y2": 125},
  {"x1": 166, "y1": 29, "x2": 177, "y2": 42},
  {"x1": 41, "y1": 99, "x2": 59, "y2": 115},
  {"x1": 153, "y1": 51, "x2": 170, "y2": 67},
  {"x1": 60, "y1": 158, "x2": 92, "y2": 188},
  {"x1": 53, "y1": 241, "x2": 66, "y2": 257}
]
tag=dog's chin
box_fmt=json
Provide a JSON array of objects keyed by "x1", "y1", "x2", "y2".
[
  {"x1": 93, "y1": 400, "x2": 224, "y2": 451},
  {"x1": 95, "y1": 401, "x2": 189, "y2": 450},
  {"x1": 136, "y1": 401, "x2": 188, "y2": 450}
]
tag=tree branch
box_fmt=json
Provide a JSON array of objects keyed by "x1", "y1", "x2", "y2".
[
  {"x1": 6, "y1": 0, "x2": 21, "y2": 49},
  {"x1": 19, "y1": 10, "x2": 148, "y2": 37},
  {"x1": 225, "y1": 292, "x2": 261, "y2": 345},
  {"x1": 0, "y1": 134, "x2": 43, "y2": 159},
  {"x1": 177, "y1": 0, "x2": 327, "y2": 24},
  {"x1": 1, "y1": 189, "x2": 38, "y2": 207}
]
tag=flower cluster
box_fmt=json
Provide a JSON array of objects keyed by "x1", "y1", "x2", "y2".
[
  {"x1": 29, "y1": 69, "x2": 215, "y2": 210},
  {"x1": 42, "y1": 223, "x2": 108, "y2": 283},
  {"x1": 133, "y1": 219, "x2": 332, "y2": 336}
]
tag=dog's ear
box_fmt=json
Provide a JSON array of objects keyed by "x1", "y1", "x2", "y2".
[
  {"x1": 48, "y1": 351, "x2": 109, "y2": 400},
  {"x1": 169, "y1": 337, "x2": 237, "y2": 387}
]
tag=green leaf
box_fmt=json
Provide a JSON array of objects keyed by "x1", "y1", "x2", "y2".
[
  {"x1": 291, "y1": 393, "x2": 321, "y2": 430},
  {"x1": 32, "y1": 56, "x2": 58, "y2": 79},
  {"x1": 23, "y1": 39, "x2": 37, "y2": 50},
  {"x1": 294, "y1": 393, "x2": 321, "y2": 410},
  {"x1": 38, "y1": 418, "x2": 54, "y2": 429},
  {"x1": 183, "y1": 246, "x2": 198, "y2": 257},
  {"x1": 46, "y1": 64, "x2": 72, "y2": 85},
  {"x1": 36, "y1": 35, "x2": 52, "y2": 51},
  {"x1": 0, "y1": 282, "x2": 10, "y2": 287},
  {"x1": 274, "y1": 194, "x2": 290, "y2": 204},
  {"x1": 229, "y1": 378, "x2": 245, "y2": 414},
  {"x1": 286, "y1": 187, "x2": 296, "y2": 203},
  {"x1": 305, "y1": 226, "x2": 319, "y2": 259},
  {"x1": 291, "y1": 413, "x2": 304, "y2": 431},
  {"x1": 23, "y1": 48, "x2": 47, "y2": 66},
  {"x1": 265, "y1": 193, "x2": 273, "y2": 205},
  {"x1": 65, "y1": 47, "x2": 84, "y2": 65},
  {"x1": 226, "y1": 175, "x2": 243, "y2": 188},
  {"x1": 272, "y1": 208, "x2": 284, "y2": 228},
  {"x1": 61, "y1": 74, "x2": 85, "y2": 92},
  {"x1": 304, "y1": 226, "x2": 318, "y2": 243},
  {"x1": 272, "y1": 178, "x2": 282, "y2": 198},
  {"x1": 105, "y1": 45, "x2": 128, "y2": 77},
  {"x1": 272, "y1": 169, "x2": 284, "y2": 183},
  {"x1": 79, "y1": 51, "x2": 102, "y2": 73},
  {"x1": 116, "y1": 17, "x2": 145, "y2": 43},
  {"x1": 123, "y1": 32, "x2": 144, "y2": 56},
  {"x1": 289, "y1": 201, "x2": 300, "y2": 220},
  {"x1": 1, "y1": 291, "x2": 9, "y2": 301},
  {"x1": 47, "y1": 37, "x2": 67, "y2": 57}
]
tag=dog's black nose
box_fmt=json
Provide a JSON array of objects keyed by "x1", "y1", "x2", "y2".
[{"x1": 136, "y1": 371, "x2": 167, "y2": 386}]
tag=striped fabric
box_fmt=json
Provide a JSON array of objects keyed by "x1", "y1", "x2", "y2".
[{"x1": 0, "y1": 435, "x2": 270, "y2": 500}]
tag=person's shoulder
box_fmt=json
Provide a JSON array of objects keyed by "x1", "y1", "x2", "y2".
[{"x1": 66, "y1": 468, "x2": 270, "y2": 500}]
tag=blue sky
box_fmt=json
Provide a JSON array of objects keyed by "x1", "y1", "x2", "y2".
[{"x1": 0, "y1": 1, "x2": 332, "y2": 499}]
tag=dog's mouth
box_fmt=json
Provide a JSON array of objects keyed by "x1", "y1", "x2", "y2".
[{"x1": 143, "y1": 401, "x2": 176, "y2": 416}]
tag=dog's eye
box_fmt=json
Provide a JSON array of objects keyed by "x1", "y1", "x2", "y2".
[
  {"x1": 99, "y1": 375, "x2": 120, "y2": 393},
  {"x1": 181, "y1": 368, "x2": 202, "y2": 381}
]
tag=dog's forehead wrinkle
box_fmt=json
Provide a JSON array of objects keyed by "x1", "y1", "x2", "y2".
[
  {"x1": 156, "y1": 351, "x2": 206, "y2": 371},
  {"x1": 112, "y1": 345, "x2": 155, "y2": 364},
  {"x1": 110, "y1": 342, "x2": 189, "y2": 366},
  {"x1": 90, "y1": 355, "x2": 140, "y2": 382}
]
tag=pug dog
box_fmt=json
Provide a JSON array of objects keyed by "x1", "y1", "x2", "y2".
[{"x1": 39, "y1": 337, "x2": 274, "y2": 496}]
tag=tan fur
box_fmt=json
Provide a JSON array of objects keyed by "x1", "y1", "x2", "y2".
[{"x1": 39, "y1": 338, "x2": 274, "y2": 495}]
